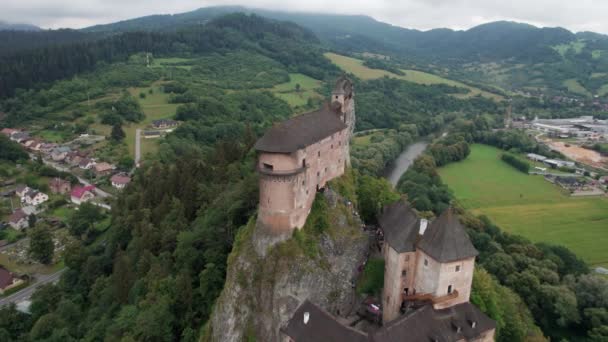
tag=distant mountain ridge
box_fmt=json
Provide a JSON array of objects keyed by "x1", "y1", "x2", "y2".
[
  {"x1": 0, "y1": 20, "x2": 41, "y2": 31},
  {"x1": 81, "y1": 6, "x2": 607, "y2": 64}
]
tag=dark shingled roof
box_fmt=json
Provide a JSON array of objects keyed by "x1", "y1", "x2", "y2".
[
  {"x1": 378, "y1": 200, "x2": 421, "y2": 253},
  {"x1": 333, "y1": 75, "x2": 354, "y2": 95},
  {"x1": 254, "y1": 105, "x2": 347, "y2": 153},
  {"x1": 281, "y1": 300, "x2": 368, "y2": 342},
  {"x1": 417, "y1": 208, "x2": 478, "y2": 263},
  {"x1": 372, "y1": 303, "x2": 496, "y2": 342},
  {"x1": 283, "y1": 301, "x2": 496, "y2": 342}
]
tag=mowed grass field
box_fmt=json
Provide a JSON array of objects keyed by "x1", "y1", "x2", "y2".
[
  {"x1": 271, "y1": 73, "x2": 323, "y2": 107},
  {"x1": 324, "y1": 53, "x2": 503, "y2": 101},
  {"x1": 438, "y1": 144, "x2": 608, "y2": 267}
]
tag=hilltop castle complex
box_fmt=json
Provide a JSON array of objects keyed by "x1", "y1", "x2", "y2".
[
  {"x1": 255, "y1": 76, "x2": 355, "y2": 234},
  {"x1": 253, "y1": 77, "x2": 495, "y2": 341}
]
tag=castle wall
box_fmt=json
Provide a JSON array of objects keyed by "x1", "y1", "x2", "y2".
[
  {"x1": 432, "y1": 256, "x2": 475, "y2": 310},
  {"x1": 382, "y1": 245, "x2": 417, "y2": 323},
  {"x1": 257, "y1": 128, "x2": 348, "y2": 233},
  {"x1": 413, "y1": 251, "x2": 476, "y2": 310}
]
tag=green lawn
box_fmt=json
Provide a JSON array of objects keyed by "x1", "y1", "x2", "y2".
[
  {"x1": 324, "y1": 52, "x2": 503, "y2": 101},
  {"x1": 438, "y1": 144, "x2": 608, "y2": 267},
  {"x1": 271, "y1": 73, "x2": 323, "y2": 107},
  {"x1": 563, "y1": 78, "x2": 591, "y2": 97}
]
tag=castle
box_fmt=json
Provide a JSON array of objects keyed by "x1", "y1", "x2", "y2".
[
  {"x1": 281, "y1": 202, "x2": 496, "y2": 342},
  {"x1": 254, "y1": 76, "x2": 355, "y2": 234},
  {"x1": 254, "y1": 76, "x2": 495, "y2": 341}
]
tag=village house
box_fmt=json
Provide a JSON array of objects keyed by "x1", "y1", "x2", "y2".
[
  {"x1": 22, "y1": 189, "x2": 49, "y2": 206},
  {"x1": 94, "y1": 162, "x2": 115, "y2": 176},
  {"x1": 0, "y1": 266, "x2": 24, "y2": 295},
  {"x1": 254, "y1": 76, "x2": 355, "y2": 235},
  {"x1": 51, "y1": 146, "x2": 71, "y2": 162},
  {"x1": 282, "y1": 202, "x2": 496, "y2": 342},
  {"x1": 8, "y1": 209, "x2": 28, "y2": 230},
  {"x1": 111, "y1": 173, "x2": 131, "y2": 189},
  {"x1": 142, "y1": 130, "x2": 163, "y2": 139},
  {"x1": 1, "y1": 128, "x2": 19, "y2": 137},
  {"x1": 49, "y1": 178, "x2": 72, "y2": 194},
  {"x1": 71, "y1": 185, "x2": 96, "y2": 205},
  {"x1": 152, "y1": 119, "x2": 178, "y2": 130},
  {"x1": 10, "y1": 131, "x2": 30, "y2": 143},
  {"x1": 79, "y1": 158, "x2": 96, "y2": 170},
  {"x1": 15, "y1": 185, "x2": 30, "y2": 198}
]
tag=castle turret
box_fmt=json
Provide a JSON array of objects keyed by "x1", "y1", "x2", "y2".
[{"x1": 332, "y1": 76, "x2": 355, "y2": 164}]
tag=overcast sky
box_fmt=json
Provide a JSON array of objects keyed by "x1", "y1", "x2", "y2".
[{"x1": 3, "y1": 0, "x2": 608, "y2": 33}]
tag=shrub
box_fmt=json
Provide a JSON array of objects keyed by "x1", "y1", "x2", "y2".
[{"x1": 501, "y1": 153, "x2": 530, "y2": 173}]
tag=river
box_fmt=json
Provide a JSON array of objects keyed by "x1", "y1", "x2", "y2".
[{"x1": 384, "y1": 141, "x2": 429, "y2": 187}]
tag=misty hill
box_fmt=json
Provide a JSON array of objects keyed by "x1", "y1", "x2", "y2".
[{"x1": 0, "y1": 20, "x2": 41, "y2": 31}]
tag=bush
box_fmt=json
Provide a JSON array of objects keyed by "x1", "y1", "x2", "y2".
[
  {"x1": 501, "y1": 153, "x2": 530, "y2": 173},
  {"x1": 357, "y1": 258, "x2": 385, "y2": 295}
]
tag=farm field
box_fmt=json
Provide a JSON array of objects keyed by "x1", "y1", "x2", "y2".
[
  {"x1": 270, "y1": 73, "x2": 322, "y2": 107},
  {"x1": 438, "y1": 144, "x2": 608, "y2": 267},
  {"x1": 563, "y1": 78, "x2": 591, "y2": 97},
  {"x1": 324, "y1": 52, "x2": 503, "y2": 101}
]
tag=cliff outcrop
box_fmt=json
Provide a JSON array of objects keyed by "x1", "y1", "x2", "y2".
[{"x1": 206, "y1": 187, "x2": 369, "y2": 342}]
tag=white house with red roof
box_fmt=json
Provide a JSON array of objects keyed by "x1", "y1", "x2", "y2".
[
  {"x1": 71, "y1": 185, "x2": 96, "y2": 205},
  {"x1": 111, "y1": 173, "x2": 131, "y2": 189}
]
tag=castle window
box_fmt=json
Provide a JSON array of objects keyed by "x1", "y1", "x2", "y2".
[
  {"x1": 331, "y1": 144, "x2": 334, "y2": 149},
  {"x1": 335, "y1": 95, "x2": 338, "y2": 99},
  {"x1": 302, "y1": 158, "x2": 306, "y2": 167},
  {"x1": 455, "y1": 265, "x2": 461, "y2": 272},
  {"x1": 447, "y1": 285, "x2": 453, "y2": 294},
  {"x1": 401, "y1": 270, "x2": 407, "y2": 277},
  {"x1": 317, "y1": 171, "x2": 320, "y2": 177},
  {"x1": 405, "y1": 255, "x2": 409, "y2": 261},
  {"x1": 339, "y1": 141, "x2": 342, "y2": 146},
  {"x1": 262, "y1": 163, "x2": 273, "y2": 171},
  {"x1": 404, "y1": 288, "x2": 409, "y2": 295},
  {"x1": 318, "y1": 151, "x2": 321, "y2": 157},
  {"x1": 424, "y1": 259, "x2": 428, "y2": 267},
  {"x1": 324, "y1": 167, "x2": 328, "y2": 173}
]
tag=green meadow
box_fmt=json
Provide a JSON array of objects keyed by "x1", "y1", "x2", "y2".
[
  {"x1": 438, "y1": 144, "x2": 608, "y2": 267},
  {"x1": 270, "y1": 73, "x2": 323, "y2": 107},
  {"x1": 324, "y1": 52, "x2": 503, "y2": 101}
]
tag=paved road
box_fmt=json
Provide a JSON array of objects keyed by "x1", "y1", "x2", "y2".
[
  {"x1": 37, "y1": 157, "x2": 113, "y2": 199},
  {"x1": 0, "y1": 269, "x2": 66, "y2": 307},
  {"x1": 135, "y1": 129, "x2": 141, "y2": 168}
]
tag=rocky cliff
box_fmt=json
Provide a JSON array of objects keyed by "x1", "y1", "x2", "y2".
[{"x1": 205, "y1": 188, "x2": 369, "y2": 342}]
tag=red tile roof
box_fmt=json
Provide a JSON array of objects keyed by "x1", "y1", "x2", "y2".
[
  {"x1": 111, "y1": 174, "x2": 131, "y2": 185},
  {"x1": 0, "y1": 267, "x2": 14, "y2": 289},
  {"x1": 8, "y1": 209, "x2": 26, "y2": 224},
  {"x1": 71, "y1": 185, "x2": 96, "y2": 199}
]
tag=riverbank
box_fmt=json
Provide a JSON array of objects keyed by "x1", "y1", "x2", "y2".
[{"x1": 383, "y1": 141, "x2": 429, "y2": 186}]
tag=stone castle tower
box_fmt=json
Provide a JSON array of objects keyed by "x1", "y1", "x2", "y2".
[
  {"x1": 380, "y1": 202, "x2": 479, "y2": 323},
  {"x1": 253, "y1": 77, "x2": 355, "y2": 239}
]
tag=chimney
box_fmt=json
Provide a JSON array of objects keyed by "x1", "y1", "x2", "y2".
[
  {"x1": 303, "y1": 312, "x2": 310, "y2": 325},
  {"x1": 419, "y1": 219, "x2": 428, "y2": 235}
]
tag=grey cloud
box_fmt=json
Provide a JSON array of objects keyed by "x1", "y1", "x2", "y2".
[{"x1": 2, "y1": 0, "x2": 608, "y2": 34}]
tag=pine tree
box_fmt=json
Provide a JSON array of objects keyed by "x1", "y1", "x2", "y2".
[
  {"x1": 111, "y1": 123, "x2": 126, "y2": 141},
  {"x1": 29, "y1": 226, "x2": 54, "y2": 264}
]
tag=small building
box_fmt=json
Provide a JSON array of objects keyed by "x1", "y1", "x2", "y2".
[
  {"x1": 0, "y1": 266, "x2": 24, "y2": 295},
  {"x1": 71, "y1": 185, "x2": 96, "y2": 205},
  {"x1": 1, "y1": 128, "x2": 18, "y2": 137},
  {"x1": 14, "y1": 185, "x2": 30, "y2": 198},
  {"x1": 94, "y1": 162, "x2": 115, "y2": 176},
  {"x1": 22, "y1": 190, "x2": 49, "y2": 206},
  {"x1": 142, "y1": 130, "x2": 163, "y2": 139},
  {"x1": 111, "y1": 173, "x2": 131, "y2": 189},
  {"x1": 79, "y1": 158, "x2": 96, "y2": 170},
  {"x1": 49, "y1": 178, "x2": 72, "y2": 194},
  {"x1": 151, "y1": 119, "x2": 178, "y2": 130},
  {"x1": 544, "y1": 159, "x2": 575, "y2": 169},
  {"x1": 51, "y1": 146, "x2": 71, "y2": 161},
  {"x1": 8, "y1": 209, "x2": 28, "y2": 230},
  {"x1": 9, "y1": 132, "x2": 29, "y2": 143},
  {"x1": 600, "y1": 176, "x2": 608, "y2": 184},
  {"x1": 526, "y1": 153, "x2": 547, "y2": 162}
]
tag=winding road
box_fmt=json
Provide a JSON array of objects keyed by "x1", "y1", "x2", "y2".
[{"x1": 0, "y1": 269, "x2": 66, "y2": 307}]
